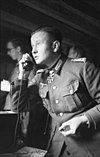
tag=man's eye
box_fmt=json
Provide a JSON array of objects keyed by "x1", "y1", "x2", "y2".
[
  {"x1": 32, "y1": 42, "x2": 40, "y2": 48},
  {"x1": 36, "y1": 42, "x2": 40, "y2": 46}
]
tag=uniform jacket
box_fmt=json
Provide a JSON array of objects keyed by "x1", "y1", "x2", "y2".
[{"x1": 11, "y1": 54, "x2": 100, "y2": 157}]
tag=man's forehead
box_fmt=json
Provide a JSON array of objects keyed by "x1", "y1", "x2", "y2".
[
  {"x1": 7, "y1": 42, "x2": 13, "y2": 48},
  {"x1": 31, "y1": 31, "x2": 49, "y2": 40}
]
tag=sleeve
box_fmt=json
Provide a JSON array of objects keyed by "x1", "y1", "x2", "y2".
[
  {"x1": 83, "y1": 61, "x2": 100, "y2": 129},
  {"x1": 10, "y1": 71, "x2": 42, "y2": 113},
  {"x1": 10, "y1": 79, "x2": 29, "y2": 112}
]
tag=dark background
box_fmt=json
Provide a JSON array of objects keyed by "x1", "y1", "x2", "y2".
[{"x1": 0, "y1": 0, "x2": 100, "y2": 80}]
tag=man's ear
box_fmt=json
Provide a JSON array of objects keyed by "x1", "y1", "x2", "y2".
[{"x1": 52, "y1": 40, "x2": 60, "y2": 52}]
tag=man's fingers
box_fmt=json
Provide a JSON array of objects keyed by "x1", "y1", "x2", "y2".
[
  {"x1": 59, "y1": 124, "x2": 70, "y2": 132},
  {"x1": 59, "y1": 123, "x2": 66, "y2": 131},
  {"x1": 60, "y1": 130, "x2": 71, "y2": 136}
]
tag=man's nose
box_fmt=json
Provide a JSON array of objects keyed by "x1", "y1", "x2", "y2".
[{"x1": 32, "y1": 47, "x2": 38, "y2": 54}]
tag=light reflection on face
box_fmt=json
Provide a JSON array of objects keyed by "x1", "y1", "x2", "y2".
[{"x1": 31, "y1": 31, "x2": 54, "y2": 66}]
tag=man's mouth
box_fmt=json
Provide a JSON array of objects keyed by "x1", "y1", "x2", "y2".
[{"x1": 34, "y1": 56, "x2": 38, "y2": 60}]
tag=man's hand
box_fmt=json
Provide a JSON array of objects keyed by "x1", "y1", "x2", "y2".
[
  {"x1": 18, "y1": 53, "x2": 32, "y2": 80},
  {"x1": 59, "y1": 115, "x2": 89, "y2": 136}
]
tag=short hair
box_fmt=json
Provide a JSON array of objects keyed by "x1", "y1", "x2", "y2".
[
  {"x1": 68, "y1": 44, "x2": 86, "y2": 59},
  {"x1": 8, "y1": 38, "x2": 26, "y2": 54},
  {"x1": 72, "y1": 45, "x2": 86, "y2": 57},
  {"x1": 31, "y1": 26, "x2": 63, "y2": 44}
]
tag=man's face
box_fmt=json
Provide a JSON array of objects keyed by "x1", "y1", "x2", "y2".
[
  {"x1": 68, "y1": 48, "x2": 77, "y2": 59},
  {"x1": 7, "y1": 42, "x2": 18, "y2": 60},
  {"x1": 31, "y1": 31, "x2": 54, "y2": 66}
]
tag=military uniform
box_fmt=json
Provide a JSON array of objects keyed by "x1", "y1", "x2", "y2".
[{"x1": 11, "y1": 54, "x2": 100, "y2": 157}]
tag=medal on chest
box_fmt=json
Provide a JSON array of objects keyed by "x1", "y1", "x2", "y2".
[{"x1": 47, "y1": 70, "x2": 55, "y2": 84}]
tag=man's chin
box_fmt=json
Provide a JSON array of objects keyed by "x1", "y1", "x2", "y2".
[
  {"x1": 35, "y1": 60, "x2": 43, "y2": 65},
  {"x1": 35, "y1": 61, "x2": 40, "y2": 65}
]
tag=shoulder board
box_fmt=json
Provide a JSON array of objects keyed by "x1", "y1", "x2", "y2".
[{"x1": 71, "y1": 57, "x2": 86, "y2": 63}]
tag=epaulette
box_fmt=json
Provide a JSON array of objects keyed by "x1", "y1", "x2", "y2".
[{"x1": 71, "y1": 57, "x2": 86, "y2": 63}]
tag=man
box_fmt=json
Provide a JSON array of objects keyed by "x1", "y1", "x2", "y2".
[
  {"x1": 67, "y1": 44, "x2": 86, "y2": 59},
  {"x1": 0, "y1": 38, "x2": 23, "y2": 110},
  {"x1": 1, "y1": 38, "x2": 25, "y2": 110},
  {"x1": 11, "y1": 27, "x2": 100, "y2": 157},
  {"x1": 1, "y1": 38, "x2": 34, "y2": 147}
]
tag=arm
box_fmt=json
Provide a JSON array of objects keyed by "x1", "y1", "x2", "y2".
[
  {"x1": 11, "y1": 53, "x2": 35, "y2": 112},
  {"x1": 59, "y1": 115, "x2": 89, "y2": 136},
  {"x1": 59, "y1": 61, "x2": 100, "y2": 136},
  {"x1": 83, "y1": 61, "x2": 100, "y2": 129},
  {"x1": 11, "y1": 79, "x2": 28, "y2": 112}
]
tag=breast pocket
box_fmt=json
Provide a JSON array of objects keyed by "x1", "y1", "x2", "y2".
[{"x1": 62, "y1": 80, "x2": 82, "y2": 112}]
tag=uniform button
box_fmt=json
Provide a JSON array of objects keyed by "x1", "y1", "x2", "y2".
[
  {"x1": 70, "y1": 89, "x2": 73, "y2": 94},
  {"x1": 52, "y1": 86, "x2": 57, "y2": 90},
  {"x1": 59, "y1": 113, "x2": 63, "y2": 116},
  {"x1": 55, "y1": 99, "x2": 59, "y2": 104}
]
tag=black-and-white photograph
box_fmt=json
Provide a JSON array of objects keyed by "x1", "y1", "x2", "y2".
[{"x1": 0, "y1": 0, "x2": 100, "y2": 156}]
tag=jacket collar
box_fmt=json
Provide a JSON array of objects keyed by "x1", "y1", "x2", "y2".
[{"x1": 36, "y1": 53, "x2": 67, "y2": 75}]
